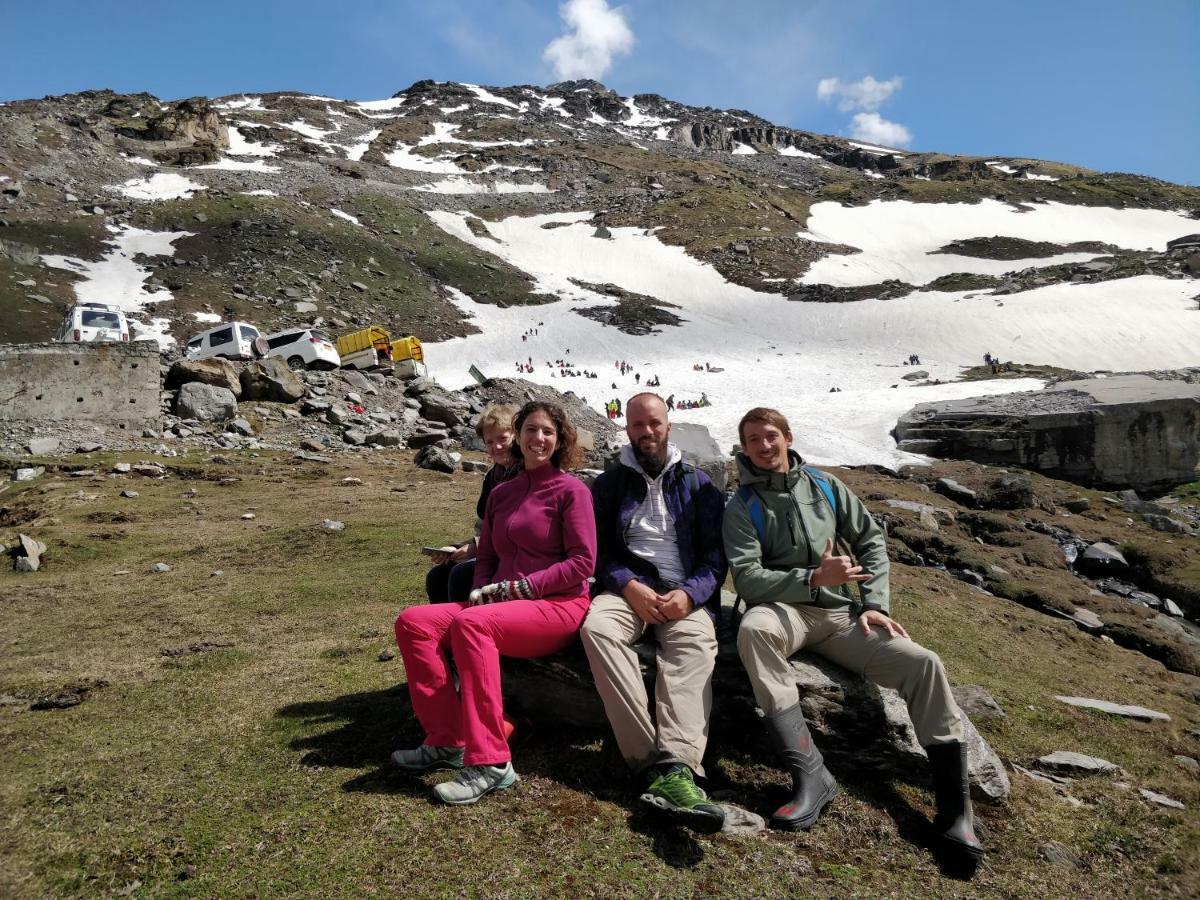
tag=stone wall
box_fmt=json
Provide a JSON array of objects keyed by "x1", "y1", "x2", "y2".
[
  {"x1": 0, "y1": 342, "x2": 160, "y2": 427},
  {"x1": 894, "y1": 375, "x2": 1200, "y2": 492}
]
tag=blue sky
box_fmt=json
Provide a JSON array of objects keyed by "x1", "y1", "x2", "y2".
[{"x1": 2, "y1": 0, "x2": 1194, "y2": 184}]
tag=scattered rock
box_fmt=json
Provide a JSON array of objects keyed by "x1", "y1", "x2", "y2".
[
  {"x1": 461, "y1": 459, "x2": 490, "y2": 473},
  {"x1": 321, "y1": 519, "x2": 345, "y2": 532},
  {"x1": 1173, "y1": 755, "x2": 1199, "y2": 773},
  {"x1": 366, "y1": 429, "x2": 402, "y2": 447},
  {"x1": 1040, "y1": 841, "x2": 1082, "y2": 871},
  {"x1": 175, "y1": 383, "x2": 238, "y2": 423},
  {"x1": 1163, "y1": 599, "x2": 1185, "y2": 618},
  {"x1": 342, "y1": 428, "x2": 367, "y2": 446},
  {"x1": 1037, "y1": 751, "x2": 1121, "y2": 775},
  {"x1": 12, "y1": 533, "x2": 47, "y2": 572},
  {"x1": 151, "y1": 562, "x2": 171, "y2": 573},
  {"x1": 407, "y1": 429, "x2": 451, "y2": 449},
  {"x1": 299, "y1": 438, "x2": 327, "y2": 453},
  {"x1": 716, "y1": 803, "x2": 767, "y2": 836},
  {"x1": 166, "y1": 359, "x2": 241, "y2": 397},
  {"x1": 986, "y1": 475, "x2": 1034, "y2": 509},
  {"x1": 228, "y1": 417, "x2": 255, "y2": 437},
  {"x1": 378, "y1": 648, "x2": 396, "y2": 662},
  {"x1": 75, "y1": 442, "x2": 103, "y2": 453},
  {"x1": 13, "y1": 466, "x2": 45, "y2": 482},
  {"x1": 951, "y1": 684, "x2": 1006, "y2": 721},
  {"x1": 1139, "y1": 788, "x2": 1185, "y2": 810},
  {"x1": 27, "y1": 437, "x2": 61, "y2": 456},
  {"x1": 1076, "y1": 542, "x2": 1128, "y2": 577},
  {"x1": 241, "y1": 513, "x2": 256, "y2": 520},
  {"x1": 1062, "y1": 497, "x2": 1091, "y2": 513},
  {"x1": 901, "y1": 370, "x2": 928, "y2": 381},
  {"x1": 415, "y1": 444, "x2": 457, "y2": 473},
  {"x1": 1070, "y1": 608, "x2": 1105, "y2": 632},
  {"x1": 1053, "y1": 696, "x2": 1169, "y2": 721},
  {"x1": 935, "y1": 477, "x2": 977, "y2": 507},
  {"x1": 241, "y1": 358, "x2": 305, "y2": 403},
  {"x1": 120, "y1": 490, "x2": 139, "y2": 499}
]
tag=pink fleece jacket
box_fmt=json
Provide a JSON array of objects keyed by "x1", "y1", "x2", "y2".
[{"x1": 474, "y1": 463, "x2": 597, "y2": 601}]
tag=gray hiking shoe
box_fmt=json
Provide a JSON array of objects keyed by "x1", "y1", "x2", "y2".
[
  {"x1": 391, "y1": 744, "x2": 464, "y2": 773},
  {"x1": 433, "y1": 762, "x2": 519, "y2": 805}
]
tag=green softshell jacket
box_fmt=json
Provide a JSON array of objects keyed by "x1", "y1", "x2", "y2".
[{"x1": 722, "y1": 450, "x2": 891, "y2": 614}]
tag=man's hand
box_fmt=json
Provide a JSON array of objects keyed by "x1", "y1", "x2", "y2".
[
  {"x1": 448, "y1": 544, "x2": 471, "y2": 562},
  {"x1": 430, "y1": 544, "x2": 469, "y2": 565},
  {"x1": 810, "y1": 538, "x2": 872, "y2": 588},
  {"x1": 655, "y1": 589, "x2": 694, "y2": 621},
  {"x1": 623, "y1": 580, "x2": 667, "y2": 625},
  {"x1": 858, "y1": 609, "x2": 909, "y2": 638}
]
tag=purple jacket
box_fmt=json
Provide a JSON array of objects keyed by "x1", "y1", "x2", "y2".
[
  {"x1": 476, "y1": 464, "x2": 597, "y2": 601},
  {"x1": 591, "y1": 450, "x2": 727, "y2": 616}
]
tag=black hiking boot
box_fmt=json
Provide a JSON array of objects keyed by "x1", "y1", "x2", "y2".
[
  {"x1": 760, "y1": 704, "x2": 839, "y2": 831},
  {"x1": 926, "y1": 741, "x2": 984, "y2": 867}
]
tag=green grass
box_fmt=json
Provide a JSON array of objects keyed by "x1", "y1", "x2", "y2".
[{"x1": 1, "y1": 454, "x2": 1198, "y2": 897}]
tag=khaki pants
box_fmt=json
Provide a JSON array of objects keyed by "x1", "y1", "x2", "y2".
[
  {"x1": 737, "y1": 603, "x2": 963, "y2": 747},
  {"x1": 580, "y1": 592, "x2": 718, "y2": 775}
]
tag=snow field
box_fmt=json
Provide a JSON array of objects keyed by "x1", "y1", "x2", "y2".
[
  {"x1": 423, "y1": 210, "x2": 1200, "y2": 466},
  {"x1": 41, "y1": 226, "x2": 193, "y2": 348},
  {"x1": 801, "y1": 199, "x2": 1199, "y2": 287},
  {"x1": 111, "y1": 172, "x2": 205, "y2": 201}
]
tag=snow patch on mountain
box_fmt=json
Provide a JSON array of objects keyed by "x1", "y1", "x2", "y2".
[{"x1": 111, "y1": 172, "x2": 205, "y2": 201}]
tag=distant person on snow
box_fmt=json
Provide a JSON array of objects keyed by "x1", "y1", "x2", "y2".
[
  {"x1": 722, "y1": 407, "x2": 983, "y2": 869},
  {"x1": 393, "y1": 402, "x2": 596, "y2": 806}
]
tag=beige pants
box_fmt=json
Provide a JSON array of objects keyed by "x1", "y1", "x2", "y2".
[
  {"x1": 737, "y1": 603, "x2": 963, "y2": 747},
  {"x1": 580, "y1": 592, "x2": 718, "y2": 775}
]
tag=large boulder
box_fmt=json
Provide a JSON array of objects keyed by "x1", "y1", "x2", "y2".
[
  {"x1": 240, "y1": 358, "x2": 305, "y2": 403},
  {"x1": 166, "y1": 358, "x2": 241, "y2": 397},
  {"x1": 175, "y1": 382, "x2": 238, "y2": 423},
  {"x1": 671, "y1": 422, "x2": 729, "y2": 492},
  {"x1": 501, "y1": 594, "x2": 1011, "y2": 802},
  {"x1": 419, "y1": 390, "x2": 472, "y2": 428}
]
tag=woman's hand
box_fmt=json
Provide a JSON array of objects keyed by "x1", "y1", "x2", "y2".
[
  {"x1": 448, "y1": 544, "x2": 471, "y2": 562},
  {"x1": 430, "y1": 545, "x2": 468, "y2": 565},
  {"x1": 469, "y1": 579, "x2": 533, "y2": 605}
]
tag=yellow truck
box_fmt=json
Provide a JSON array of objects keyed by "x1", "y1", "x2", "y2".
[{"x1": 337, "y1": 326, "x2": 427, "y2": 377}]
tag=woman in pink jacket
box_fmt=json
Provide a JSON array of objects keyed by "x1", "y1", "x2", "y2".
[{"x1": 392, "y1": 401, "x2": 597, "y2": 804}]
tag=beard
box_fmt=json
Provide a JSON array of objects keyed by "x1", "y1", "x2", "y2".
[{"x1": 633, "y1": 438, "x2": 669, "y2": 476}]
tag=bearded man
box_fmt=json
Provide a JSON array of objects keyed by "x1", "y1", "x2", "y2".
[{"x1": 580, "y1": 392, "x2": 728, "y2": 833}]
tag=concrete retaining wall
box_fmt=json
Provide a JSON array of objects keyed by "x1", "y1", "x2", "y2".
[{"x1": 0, "y1": 342, "x2": 160, "y2": 427}]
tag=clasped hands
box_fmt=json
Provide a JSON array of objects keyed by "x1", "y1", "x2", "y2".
[
  {"x1": 468, "y1": 578, "x2": 533, "y2": 605},
  {"x1": 623, "y1": 581, "x2": 693, "y2": 625}
]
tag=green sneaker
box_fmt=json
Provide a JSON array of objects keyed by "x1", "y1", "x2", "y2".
[
  {"x1": 391, "y1": 744, "x2": 464, "y2": 773},
  {"x1": 639, "y1": 765, "x2": 726, "y2": 834},
  {"x1": 433, "y1": 762, "x2": 519, "y2": 805}
]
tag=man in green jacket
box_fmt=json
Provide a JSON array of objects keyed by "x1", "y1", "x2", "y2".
[{"x1": 723, "y1": 407, "x2": 982, "y2": 866}]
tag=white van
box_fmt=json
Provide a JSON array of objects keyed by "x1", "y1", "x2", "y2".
[
  {"x1": 184, "y1": 322, "x2": 264, "y2": 361},
  {"x1": 263, "y1": 328, "x2": 341, "y2": 371},
  {"x1": 56, "y1": 303, "x2": 131, "y2": 344}
]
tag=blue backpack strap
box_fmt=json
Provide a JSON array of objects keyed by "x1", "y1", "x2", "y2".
[
  {"x1": 737, "y1": 485, "x2": 766, "y2": 543},
  {"x1": 803, "y1": 466, "x2": 837, "y2": 520}
]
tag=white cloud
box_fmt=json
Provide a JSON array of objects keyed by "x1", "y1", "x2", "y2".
[
  {"x1": 543, "y1": 0, "x2": 634, "y2": 81},
  {"x1": 850, "y1": 112, "x2": 913, "y2": 148},
  {"x1": 817, "y1": 75, "x2": 903, "y2": 112}
]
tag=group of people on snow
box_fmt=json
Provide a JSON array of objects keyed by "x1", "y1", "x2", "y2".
[{"x1": 396, "y1": 395, "x2": 983, "y2": 872}]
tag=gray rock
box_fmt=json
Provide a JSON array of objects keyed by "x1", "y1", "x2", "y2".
[
  {"x1": 345, "y1": 391, "x2": 363, "y2": 405},
  {"x1": 901, "y1": 370, "x2": 929, "y2": 381},
  {"x1": 175, "y1": 383, "x2": 238, "y2": 423},
  {"x1": 1139, "y1": 788, "x2": 1185, "y2": 810},
  {"x1": 986, "y1": 474, "x2": 1034, "y2": 510},
  {"x1": 342, "y1": 371, "x2": 373, "y2": 392},
  {"x1": 366, "y1": 429, "x2": 402, "y2": 447},
  {"x1": 935, "y1": 477, "x2": 977, "y2": 507},
  {"x1": 112, "y1": 463, "x2": 131, "y2": 474},
  {"x1": 27, "y1": 437, "x2": 61, "y2": 456},
  {"x1": 1062, "y1": 497, "x2": 1091, "y2": 513},
  {"x1": 419, "y1": 391, "x2": 471, "y2": 428},
  {"x1": 1053, "y1": 695, "x2": 1169, "y2": 721},
  {"x1": 293, "y1": 301, "x2": 318, "y2": 314},
  {"x1": 1040, "y1": 841, "x2": 1081, "y2": 870},
  {"x1": 299, "y1": 438, "x2": 327, "y2": 453},
  {"x1": 670, "y1": 422, "x2": 728, "y2": 492},
  {"x1": 884, "y1": 499, "x2": 957, "y2": 524},
  {"x1": 1145, "y1": 513, "x2": 1191, "y2": 534},
  {"x1": 951, "y1": 684, "x2": 1006, "y2": 721},
  {"x1": 0, "y1": 237, "x2": 39, "y2": 266},
  {"x1": 120, "y1": 490, "x2": 139, "y2": 499},
  {"x1": 342, "y1": 428, "x2": 367, "y2": 446},
  {"x1": 1077, "y1": 542, "x2": 1128, "y2": 576},
  {"x1": 227, "y1": 417, "x2": 255, "y2": 437},
  {"x1": 415, "y1": 444, "x2": 457, "y2": 473},
  {"x1": 1037, "y1": 751, "x2": 1120, "y2": 775},
  {"x1": 716, "y1": 803, "x2": 767, "y2": 836},
  {"x1": 13, "y1": 533, "x2": 47, "y2": 572},
  {"x1": 13, "y1": 466, "x2": 45, "y2": 482},
  {"x1": 321, "y1": 519, "x2": 345, "y2": 532},
  {"x1": 240, "y1": 358, "x2": 305, "y2": 403},
  {"x1": 461, "y1": 459, "x2": 491, "y2": 473},
  {"x1": 1173, "y1": 755, "x2": 1199, "y2": 773},
  {"x1": 1070, "y1": 608, "x2": 1105, "y2": 632},
  {"x1": 378, "y1": 648, "x2": 396, "y2": 662},
  {"x1": 294, "y1": 451, "x2": 332, "y2": 463},
  {"x1": 1163, "y1": 599, "x2": 1185, "y2": 617},
  {"x1": 351, "y1": 281, "x2": 368, "y2": 292},
  {"x1": 166, "y1": 359, "x2": 241, "y2": 397},
  {"x1": 407, "y1": 429, "x2": 451, "y2": 449},
  {"x1": 301, "y1": 398, "x2": 332, "y2": 416},
  {"x1": 151, "y1": 562, "x2": 171, "y2": 573},
  {"x1": 76, "y1": 442, "x2": 103, "y2": 453}
]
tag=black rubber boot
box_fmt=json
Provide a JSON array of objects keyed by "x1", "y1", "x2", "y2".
[
  {"x1": 760, "y1": 704, "x2": 839, "y2": 831},
  {"x1": 926, "y1": 742, "x2": 984, "y2": 863}
]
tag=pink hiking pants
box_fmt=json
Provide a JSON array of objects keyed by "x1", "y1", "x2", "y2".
[{"x1": 394, "y1": 596, "x2": 590, "y2": 766}]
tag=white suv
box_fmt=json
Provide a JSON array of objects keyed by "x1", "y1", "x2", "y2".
[
  {"x1": 184, "y1": 322, "x2": 264, "y2": 361},
  {"x1": 57, "y1": 303, "x2": 131, "y2": 344},
  {"x1": 263, "y1": 328, "x2": 341, "y2": 371}
]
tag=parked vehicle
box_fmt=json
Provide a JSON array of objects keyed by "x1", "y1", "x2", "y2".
[
  {"x1": 184, "y1": 322, "x2": 265, "y2": 361},
  {"x1": 336, "y1": 326, "x2": 426, "y2": 376},
  {"x1": 263, "y1": 327, "x2": 341, "y2": 371},
  {"x1": 56, "y1": 303, "x2": 131, "y2": 344}
]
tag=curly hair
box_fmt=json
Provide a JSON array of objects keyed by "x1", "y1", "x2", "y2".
[{"x1": 511, "y1": 401, "x2": 583, "y2": 470}]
